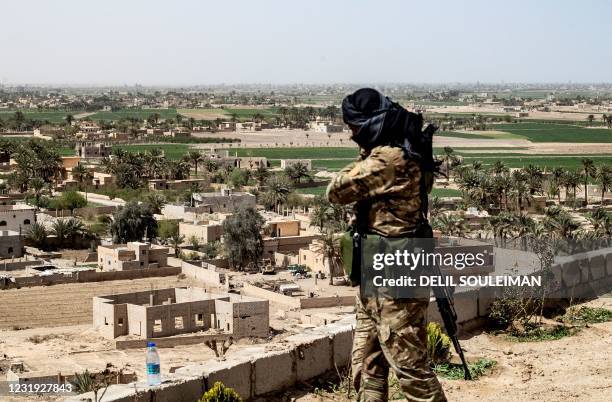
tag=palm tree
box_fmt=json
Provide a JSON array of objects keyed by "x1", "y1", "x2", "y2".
[
  {"x1": 169, "y1": 233, "x2": 185, "y2": 257},
  {"x1": 562, "y1": 170, "x2": 582, "y2": 208},
  {"x1": 65, "y1": 114, "x2": 74, "y2": 126},
  {"x1": 65, "y1": 218, "x2": 87, "y2": 244},
  {"x1": 145, "y1": 193, "x2": 167, "y2": 214},
  {"x1": 442, "y1": 147, "x2": 457, "y2": 183},
  {"x1": 491, "y1": 160, "x2": 508, "y2": 176},
  {"x1": 202, "y1": 159, "x2": 219, "y2": 173},
  {"x1": 28, "y1": 177, "x2": 47, "y2": 206},
  {"x1": 312, "y1": 230, "x2": 342, "y2": 285},
  {"x1": 71, "y1": 164, "x2": 91, "y2": 185},
  {"x1": 262, "y1": 175, "x2": 292, "y2": 213},
  {"x1": 26, "y1": 222, "x2": 48, "y2": 249},
  {"x1": 51, "y1": 219, "x2": 71, "y2": 247},
  {"x1": 187, "y1": 151, "x2": 203, "y2": 176},
  {"x1": 492, "y1": 173, "x2": 512, "y2": 210},
  {"x1": 253, "y1": 165, "x2": 269, "y2": 187},
  {"x1": 512, "y1": 214, "x2": 535, "y2": 250},
  {"x1": 581, "y1": 158, "x2": 596, "y2": 205},
  {"x1": 489, "y1": 211, "x2": 515, "y2": 247},
  {"x1": 595, "y1": 166, "x2": 612, "y2": 204},
  {"x1": 587, "y1": 114, "x2": 595, "y2": 126},
  {"x1": 524, "y1": 165, "x2": 544, "y2": 195},
  {"x1": 432, "y1": 214, "x2": 469, "y2": 237},
  {"x1": 285, "y1": 162, "x2": 311, "y2": 184},
  {"x1": 511, "y1": 171, "x2": 531, "y2": 213},
  {"x1": 587, "y1": 207, "x2": 611, "y2": 237}
]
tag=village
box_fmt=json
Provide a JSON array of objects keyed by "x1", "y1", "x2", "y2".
[{"x1": 0, "y1": 81, "x2": 611, "y2": 402}]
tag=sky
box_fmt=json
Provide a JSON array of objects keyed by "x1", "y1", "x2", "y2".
[{"x1": 1, "y1": 0, "x2": 611, "y2": 85}]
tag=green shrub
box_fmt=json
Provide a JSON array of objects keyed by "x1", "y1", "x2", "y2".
[
  {"x1": 426, "y1": 322, "x2": 451, "y2": 364},
  {"x1": 565, "y1": 306, "x2": 612, "y2": 324},
  {"x1": 199, "y1": 382, "x2": 242, "y2": 402}
]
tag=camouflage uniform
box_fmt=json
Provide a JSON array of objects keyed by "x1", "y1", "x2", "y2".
[{"x1": 327, "y1": 146, "x2": 446, "y2": 402}]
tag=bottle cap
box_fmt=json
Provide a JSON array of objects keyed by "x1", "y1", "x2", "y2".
[{"x1": 147, "y1": 342, "x2": 156, "y2": 347}]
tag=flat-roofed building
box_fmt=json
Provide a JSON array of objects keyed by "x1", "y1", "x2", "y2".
[
  {"x1": 93, "y1": 287, "x2": 269, "y2": 339},
  {"x1": 191, "y1": 189, "x2": 256, "y2": 213},
  {"x1": 280, "y1": 159, "x2": 312, "y2": 170},
  {"x1": 179, "y1": 220, "x2": 224, "y2": 244},
  {"x1": 0, "y1": 230, "x2": 23, "y2": 258},
  {"x1": 0, "y1": 205, "x2": 36, "y2": 232},
  {"x1": 97, "y1": 242, "x2": 169, "y2": 271}
]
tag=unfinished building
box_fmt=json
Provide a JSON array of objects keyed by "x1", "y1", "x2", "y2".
[{"x1": 93, "y1": 287, "x2": 269, "y2": 339}]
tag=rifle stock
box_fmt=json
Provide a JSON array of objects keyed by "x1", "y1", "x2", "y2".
[{"x1": 431, "y1": 264, "x2": 473, "y2": 380}]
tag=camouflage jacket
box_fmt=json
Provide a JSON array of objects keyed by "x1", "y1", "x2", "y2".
[{"x1": 326, "y1": 145, "x2": 422, "y2": 237}]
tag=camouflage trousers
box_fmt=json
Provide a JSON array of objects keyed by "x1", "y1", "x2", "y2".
[{"x1": 351, "y1": 297, "x2": 446, "y2": 402}]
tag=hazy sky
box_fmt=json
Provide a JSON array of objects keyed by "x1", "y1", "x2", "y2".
[{"x1": 2, "y1": 0, "x2": 611, "y2": 85}]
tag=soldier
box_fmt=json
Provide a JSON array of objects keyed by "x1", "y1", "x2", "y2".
[{"x1": 327, "y1": 88, "x2": 446, "y2": 402}]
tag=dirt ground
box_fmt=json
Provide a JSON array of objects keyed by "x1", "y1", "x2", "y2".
[
  {"x1": 290, "y1": 297, "x2": 612, "y2": 402},
  {"x1": 192, "y1": 129, "x2": 612, "y2": 155},
  {"x1": 0, "y1": 275, "x2": 200, "y2": 329}
]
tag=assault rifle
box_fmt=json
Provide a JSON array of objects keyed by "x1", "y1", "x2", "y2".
[{"x1": 431, "y1": 263, "x2": 472, "y2": 380}]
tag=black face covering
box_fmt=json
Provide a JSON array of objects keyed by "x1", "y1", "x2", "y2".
[{"x1": 342, "y1": 88, "x2": 424, "y2": 159}]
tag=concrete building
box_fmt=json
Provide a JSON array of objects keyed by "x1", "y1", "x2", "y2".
[
  {"x1": 266, "y1": 218, "x2": 300, "y2": 238},
  {"x1": 75, "y1": 142, "x2": 112, "y2": 158},
  {"x1": 0, "y1": 205, "x2": 36, "y2": 232},
  {"x1": 148, "y1": 178, "x2": 209, "y2": 191},
  {"x1": 179, "y1": 220, "x2": 223, "y2": 244},
  {"x1": 238, "y1": 157, "x2": 268, "y2": 170},
  {"x1": 0, "y1": 230, "x2": 23, "y2": 258},
  {"x1": 310, "y1": 120, "x2": 344, "y2": 133},
  {"x1": 92, "y1": 287, "x2": 269, "y2": 339},
  {"x1": 280, "y1": 159, "x2": 312, "y2": 170},
  {"x1": 298, "y1": 241, "x2": 329, "y2": 275},
  {"x1": 92, "y1": 172, "x2": 115, "y2": 189},
  {"x1": 192, "y1": 189, "x2": 256, "y2": 213},
  {"x1": 97, "y1": 242, "x2": 169, "y2": 271}
]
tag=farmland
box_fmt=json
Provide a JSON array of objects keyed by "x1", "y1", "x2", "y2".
[
  {"x1": 90, "y1": 108, "x2": 178, "y2": 121},
  {"x1": 436, "y1": 123, "x2": 612, "y2": 143},
  {"x1": 178, "y1": 107, "x2": 278, "y2": 121},
  {"x1": 0, "y1": 110, "x2": 75, "y2": 124},
  {"x1": 114, "y1": 144, "x2": 190, "y2": 159}
]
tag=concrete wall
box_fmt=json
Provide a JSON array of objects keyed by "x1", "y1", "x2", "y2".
[
  {"x1": 180, "y1": 261, "x2": 224, "y2": 286},
  {"x1": 0, "y1": 259, "x2": 42, "y2": 271},
  {"x1": 0, "y1": 266, "x2": 181, "y2": 289},
  {"x1": 179, "y1": 221, "x2": 223, "y2": 244},
  {"x1": 274, "y1": 251, "x2": 298, "y2": 268},
  {"x1": 63, "y1": 317, "x2": 356, "y2": 402},
  {"x1": 263, "y1": 234, "x2": 319, "y2": 256},
  {"x1": 0, "y1": 206, "x2": 35, "y2": 232},
  {"x1": 0, "y1": 231, "x2": 23, "y2": 258},
  {"x1": 300, "y1": 295, "x2": 355, "y2": 309},
  {"x1": 241, "y1": 283, "x2": 301, "y2": 309}
]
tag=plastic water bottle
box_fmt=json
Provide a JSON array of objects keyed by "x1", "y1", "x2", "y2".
[{"x1": 146, "y1": 342, "x2": 161, "y2": 386}]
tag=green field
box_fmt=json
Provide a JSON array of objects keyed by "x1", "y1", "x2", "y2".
[
  {"x1": 295, "y1": 185, "x2": 329, "y2": 196},
  {"x1": 223, "y1": 108, "x2": 278, "y2": 121},
  {"x1": 438, "y1": 130, "x2": 525, "y2": 140},
  {"x1": 461, "y1": 155, "x2": 612, "y2": 170},
  {"x1": 114, "y1": 144, "x2": 191, "y2": 160},
  {"x1": 431, "y1": 187, "x2": 461, "y2": 197},
  {"x1": 437, "y1": 123, "x2": 612, "y2": 143},
  {"x1": 59, "y1": 147, "x2": 76, "y2": 156},
  {"x1": 0, "y1": 110, "x2": 78, "y2": 124},
  {"x1": 493, "y1": 123, "x2": 612, "y2": 143},
  {"x1": 90, "y1": 108, "x2": 178, "y2": 121}
]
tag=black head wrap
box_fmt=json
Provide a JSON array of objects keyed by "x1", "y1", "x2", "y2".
[{"x1": 342, "y1": 88, "x2": 425, "y2": 160}]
